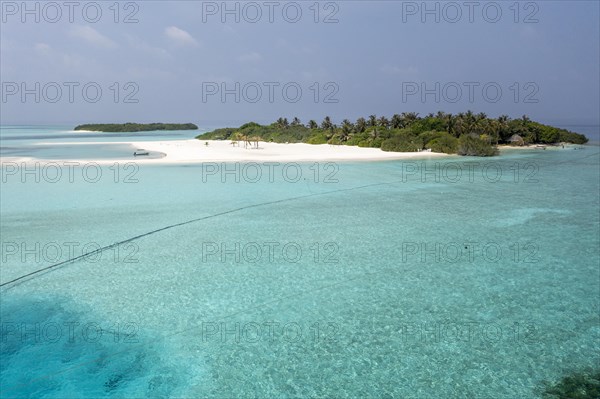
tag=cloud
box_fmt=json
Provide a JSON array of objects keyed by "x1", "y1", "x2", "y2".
[
  {"x1": 165, "y1": 26, "x2": 198, "y2": 46},
  {"x1": 34, "y1": 43, "x2": 52, "y2": 55},
  {"x1": 380, "y1": 64, "x2": 418, "y2": 75},
  {"x1": 237, "y1": 52, "x2": 262, "y2": 63},
  {"x1": 69, "y1": 26, "x2": 116, "y2": 48},
  {"x1": 125, "y1": 34, "x2": 171, "y2": 59},
  {"x1": 221, "y1": 25, "x2": 236, "y2": 34},
  {"x1": 61, "y1": 54, "x2": 84, "y2": 69},
  {"x1": 31, "y1": 42, "x2": 87, "y2": 71}
]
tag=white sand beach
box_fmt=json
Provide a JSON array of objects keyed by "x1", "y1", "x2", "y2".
[
  {"x1": 1, "y1": 139, "x2": 453, "y2": 164},
  {"x1": 136, "y1": 139, "x2": 452, "y2": 163}
]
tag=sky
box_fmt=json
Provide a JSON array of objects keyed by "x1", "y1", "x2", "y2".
[{"x1": 1, "y1": 0, "x2": 599, "y2": 128}]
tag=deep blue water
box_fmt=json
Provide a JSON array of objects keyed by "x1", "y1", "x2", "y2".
[{"x1": 1, "y1": 295, "x2": 193, "y2": 398}]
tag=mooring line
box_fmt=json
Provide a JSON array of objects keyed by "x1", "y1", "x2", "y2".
[
  {"x1": 3, "y1": 151, "x2": 598, "y2": 288},
  {"x1": 0, "y1": 180, "x2": 396, "y2": 289}
]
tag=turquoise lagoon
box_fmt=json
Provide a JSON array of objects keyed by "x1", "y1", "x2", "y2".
[{"x1": 0, "y1": 126, "x2": 599, "y2": 398}]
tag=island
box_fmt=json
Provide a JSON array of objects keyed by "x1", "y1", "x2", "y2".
[
  {"x1": 197, "y1": 112, "x2": 588, "y2": 157},
  {"x1": 74, "y1": 123, "x2": 198, "y2": 132}
]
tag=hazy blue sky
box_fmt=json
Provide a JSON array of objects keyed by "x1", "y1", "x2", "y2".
[{"x1": 1, "y1": 1, "x2": 599, "y2": 127}]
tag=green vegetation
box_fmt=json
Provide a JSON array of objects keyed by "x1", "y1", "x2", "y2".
[
  {"x1": 457, "y1": 134, "x2": 499, "y2": 156},
  {"x1": 542, "y1": 370, "x2": 600, "y2": 399},
  {"x1": 74, "y1": 123, "x2": 198, "y2": 132},
  {"x1": 197, "y1": 112, "x2": 588, "y2": 157}
]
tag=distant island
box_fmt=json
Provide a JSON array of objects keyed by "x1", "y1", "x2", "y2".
[
  {"x1": 197, "y1": 112, "x2": 588, "y2": 157},
  {"x1": 74, "y1": 123, "x2": 198, "y2": 132}
]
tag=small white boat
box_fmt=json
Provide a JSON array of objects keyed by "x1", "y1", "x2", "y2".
[{"x1": 133, "y1": 149, "x2": 149, "y2": 156}]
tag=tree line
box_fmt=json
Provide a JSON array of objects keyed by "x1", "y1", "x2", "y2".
[
  {"x1": 197, "y1": 112, "x2": 588, "y2": 156},
  {"x1": 74, "y1": 123, "x2": 198, "y2": 132}
]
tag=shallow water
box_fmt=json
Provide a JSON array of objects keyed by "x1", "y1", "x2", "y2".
[
  {"x1": 0, "y1": 126, "x2": 200, "y2": 160},
  {"x1": 1, "y1": 127, "x2": 599, "y2": 398}
]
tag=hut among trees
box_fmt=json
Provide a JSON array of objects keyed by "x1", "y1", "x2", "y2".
[{"x1": 508, "y1": 134, "x2": 525, "y2": 146}]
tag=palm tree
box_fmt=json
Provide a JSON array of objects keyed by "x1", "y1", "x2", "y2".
[
  {"x1": 368, "y1": 115, "x2": 377, "y2": 127},
  {"x1": 391, "y1": 114, "x2": 402, "y2": 129},
  {"x1": 240, "y1": 133, "x2": 250, "y2": 148},
  {"x1": 488, "y1": 119, "x2": 501, "y2": 145},
  {"x1": 340, "y1": 119, "x2": 353, "y2": 141},
  {"x1": 474, "y1": 118, "x2": 490, "y2": 137},
  {"x1": 366, "y1": 115, "x2": 379, "y2": 138},
  {"x1": 308, "y1": 120, "x2": 318, "y2": 129},
  {"x1": 338, "y1": 120, "x2": 353, "y2": 143},
  {"x1": 497, "y1": 115, "x2": 510, "y2": 124},
  {"x1": 519, "y1": 115, "x2": 537, "y2": 142},
  {"x1": 497, "y1": 115, "x2": 510, "y2": 142},
  {"x1": 321, "y1": 116, "x2": 333, "y2": 130},
  {"x1": 291, "y1": 117, "x2": 301, "y2": 127},
  {"x1": 402, "y1": 112, "x2": 419, "y2": 127},
  {"x1": 355, "y1": 117, "x2": 367, "y2": 133},
  {"x1": 462, "y1": 111, "x2": 476, "y2": 134},
  {"x1": 378, "y1": 116, "x2": 389, "y2": 129},
  {"x1": 465, "y1": 110, "x2": 475, "y2": 122},
  {"x1": 231, "y1": 131, "x2": 242, "y2": 147},
  {"x1": 453, "y1": 114, "x2": 466, "y2": 137},
  {"x1": 252, "y1": 136, "x2": 261, "y2": 148},
  {"x1": 444, "y1": 113, "x2": 455, "y2": 136}
]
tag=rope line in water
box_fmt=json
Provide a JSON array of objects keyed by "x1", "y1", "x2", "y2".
[
  {"x1": 2, "y1": 152, "x2": 598, "y2": 289},
  {"x1": 2, "y1": 152, "x2": 599, "y2": 392},
  {"x1": 0, "y1": 180, "x2": 396, "y2": 289},
  {"x1": 1, "y1": 177, "x2": 407, "y2": 392}
]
